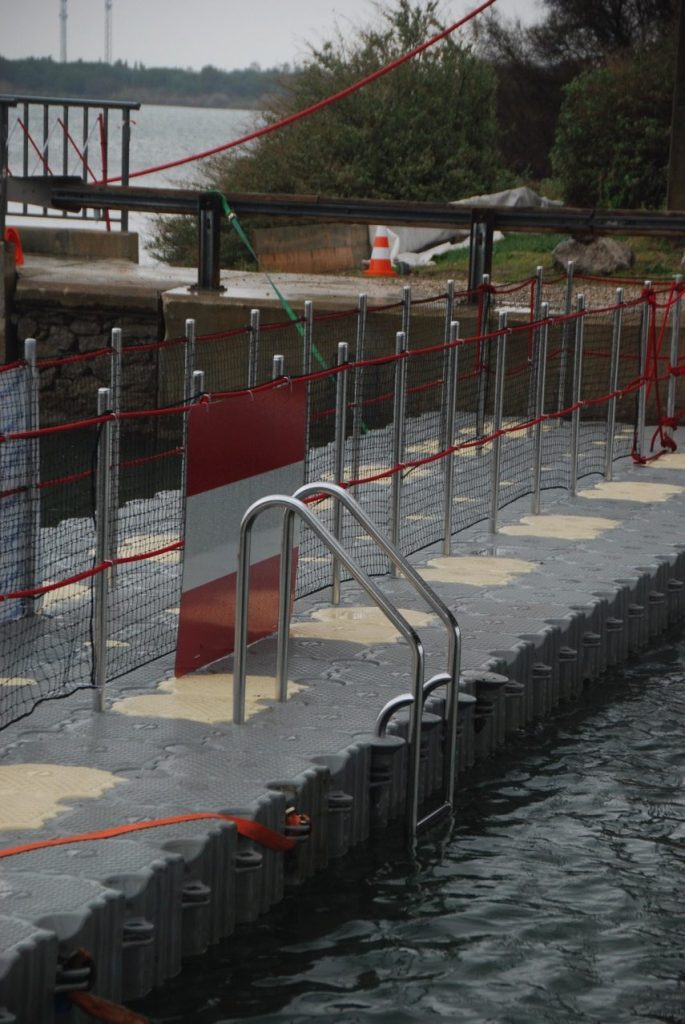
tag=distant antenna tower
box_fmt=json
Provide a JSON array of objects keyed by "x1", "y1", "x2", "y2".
[
  {"x1": 59, "y1": 0, "x2": 67, "y2": 62},
  {"x1": 105, "y1": 0, "x2": 113, "y2": 63}
]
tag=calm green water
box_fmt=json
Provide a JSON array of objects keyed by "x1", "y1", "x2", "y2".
[{"x1": 136, "y1": 634, "x2": 685, "y2": 1024}]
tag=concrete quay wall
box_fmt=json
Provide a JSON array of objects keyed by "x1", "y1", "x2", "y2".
[{"x1": 0, "y1": 456, "x2": 684, "y2": 1021}]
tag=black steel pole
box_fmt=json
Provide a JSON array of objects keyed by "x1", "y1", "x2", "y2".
[{"x1": 668, "y1": 0, "x2": 685, "y2": 209}]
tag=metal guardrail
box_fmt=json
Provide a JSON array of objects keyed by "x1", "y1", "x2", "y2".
[
  {"x1": 0, "y1": 94, "x2": 140, "y2": 234},
  {"x1": 232, "y1": 488, "x2": 457, "y2": 839}
]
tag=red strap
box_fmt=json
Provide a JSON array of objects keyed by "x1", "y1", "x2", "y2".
[
  {"x1": 0, "y1": 812, "x2": 297, "y2": 860},
  {"x1": 68, "y1": 991, "x2": 150, "y2": 1024}
]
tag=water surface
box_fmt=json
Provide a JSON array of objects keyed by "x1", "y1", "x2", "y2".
[{"x1": 136, "y1": 634, "x2": 685, "y2": 1023}]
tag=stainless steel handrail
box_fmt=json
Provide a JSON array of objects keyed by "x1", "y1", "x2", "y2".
[
  {"x1": 232, "y1": 493, "x2": 426, "y2": 837},
  {"x1": 294, "y1": 481, "x2": 462, "y2": 822}
]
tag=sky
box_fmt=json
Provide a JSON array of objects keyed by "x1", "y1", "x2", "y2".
[{"x1": 1, "y1": 0, "x2": 541, "y2": 72}]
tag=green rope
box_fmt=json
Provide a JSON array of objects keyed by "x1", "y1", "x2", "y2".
[{"x1": 207, "y1": 190, "x2": 327, "y2": 371}]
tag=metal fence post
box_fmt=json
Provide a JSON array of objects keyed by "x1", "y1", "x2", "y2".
[
  {"x1": 635, "y1": 281, "x2": 652, "y2": 462},
  {"x1": 476, "y1": 273, "x2": 491, "y2": 439},
  {"x1": 23, "y1": 338, "x2": 40, "y2": 616},
  {"x1": 401, "y1": 284, "x2": 412, "y2": 343},
  {"x1": 390, "y1": 330, "x2": 408, "y2": 572},
  {"x1": 248, "y1": 308, "x2": 260, "y2": 388},
  {"x1": 302, "y1": 300, "x2": 313, "y2": 465},
  {"x1": 604, "y1": 288, "x2": 624, "y2": 480},
  {"x1": 570, "y1": 294, "x2": 586, "y2": 495},
  {"x1": 528, "y1": 265, "x2": 544, "y2": 421},
  {"x1": 93, "y1": 386, "x2": 113, "y2": 713},
  {"x1": 489, "y1": 312, "x2": 508, "y2": 533},
  {"x1": 667, "y1": 275, "x2": 683, "y2": 445},
  {"x1": 351, "y1": 293, "x2": 368, "y2": 491},
  {"x1": 531, "y1": 303, "x2": 549, "y2": 515},
  {"x1": 192, "y1": 368, "x2": 205, "y2": 395},
  {"x1": 442, "y1": 320, "x2": 460, "y2": 555},
  {"x1": 108, "y1": 327, "x2": 122, "y2": 584},
  {"x1": 441, "y1": 280, "x2": 455, "y2": 443},
  {"x1": 557, "y1": 259, "x2": 575, "y2": 411},
  {"x1": 332, "y1": 342, "x2": 350, "y2": 604}
]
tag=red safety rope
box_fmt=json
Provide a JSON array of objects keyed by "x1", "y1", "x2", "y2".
[
  {"x1": 105, "y1": 0, "x2": 498, "y2": 183},
  {"x1": 0, "y1": 812, "x2": 296, "y2": 859}
]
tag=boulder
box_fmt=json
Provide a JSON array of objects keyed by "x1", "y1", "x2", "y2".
[{"x1": 553, "y1": 237, "x2": 634, "y2": 275}]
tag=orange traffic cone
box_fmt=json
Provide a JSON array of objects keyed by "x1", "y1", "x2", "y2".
[
  {"x1": 3, "y1": 227, "x2": 24, "y2": 266},
  {"x1": 363, "y1": 227, "x2": 397, "y2": 277}
]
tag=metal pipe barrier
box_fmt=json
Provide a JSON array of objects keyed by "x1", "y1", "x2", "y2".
[
  {"x1": 232, "y1": 492, "x2": 427, "y2": 837},
  {"x1": 390, "y1": 330, "x2": 408, "y2": 570},
  {"x1": 295, "y1": 480, "x2": 462, "y2": 823},
  {"x1": 531, "y1": 303, "x2": 549, "y2": 515},
  {"x1": 442, "y1": 321, "x2": 460, "y2": 554},
  {"x1": 93, "y1": 387, "x2": 113, "y2": 712},
  {"x1": 605, "y1": 289, "x2": 624, "y2": 480},
  {"x1": 489, "y1": 312, "x2": 508, "y2": 533},
  {"x1": 570, "y1": 295, "x2": 586, "y2": 495}
]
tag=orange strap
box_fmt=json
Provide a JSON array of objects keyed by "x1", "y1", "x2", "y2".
[
  {"x1": 0, "y1": 812, "x2": 297, "y2": 860},
  {"x1": 68, "y1": 991, "x2": 150, "y2": 1024},
  {"x1": 3, "y1": 227, "x2": 24, "y2": 266}
]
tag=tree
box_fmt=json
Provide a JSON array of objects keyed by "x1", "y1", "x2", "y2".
[
  {"x1": 550, "y1": 44, "x2": 674, "y2": 208},
  {"x1": 150, "y1": 1, "x2": 508, "y2": 266}
]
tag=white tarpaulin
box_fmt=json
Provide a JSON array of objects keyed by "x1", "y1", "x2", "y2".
[{"x1": 369, "y1": 187, "x2": 561, "y2": 269}]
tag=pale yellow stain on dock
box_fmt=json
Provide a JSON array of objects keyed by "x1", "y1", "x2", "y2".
[
  {"x1": 500, "y1": 514, "x2": 620, "y2": 540},
  {"x1": 290, "y1": 606, "x2": 434, "y2": 645},
  {"x1": 0, "y1": 764, "x2": 122, "y2": 830},
  {"x1": 419, "y1": 555, "x2": 538, "y2": 586},
  {"x1": 117, "y1": 533, "x2": 181, "y2": 563},
  {"x1": 111, "y1": 673, "x2": 303, "y2": 724},
  {"x1": 578, "y1": 481, "x2": 684, "y2": 502},
  {"x1": 650, "y1": 453, "x2": 685, "y2": 471},
  {"x1": 0, "y1": 677, "x2": 36, "y2": 687}
]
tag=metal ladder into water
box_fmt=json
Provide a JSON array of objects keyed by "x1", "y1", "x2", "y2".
[{"x1": 232, "y1": 481, "x2": 462, "y2": 840}]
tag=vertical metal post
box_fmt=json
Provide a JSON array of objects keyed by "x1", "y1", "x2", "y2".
[
  {"x1": 23, "y1": 338, "x2": 41, "y2": 616},
  {"x1": 108, "y1": 327, "x2": 122, "y2": 584},
  {"x1": 0, "y1": 101, "x2": 11, "y2": 240},
  {"x1": 401, "y1": 284, "x2": 412, "y2": 344},
  {"x1": 635, "y1": 281, "x2": 652, "y2": 462},
  {"x1": 332, "y1": 342, "x2": 349, "y2": 605},
  {"x1": 476, "y1": 272, "x2": 491, "y2": 438},
  {"x1": 570, "y1": 294, "x2": 586, "y2": 496},
  {"x1": 197, "y1": 193, "x2": 221, "y2": 291},
  {"x1": 275, "y1": 508, "x2": 296, "y2": 703},
  {"x1": 390, "y1": 331, "x2": 407, "y2": 571},
  {"x1": 93, "y1": 387, "x2": 113, "y2": 713},
  {"x1": 528, "y1": 266, "x2": 544, "y2": 421},
  {"x1": 667, "y1": 275, "x2": 683, "y2": 443},
  {"x1": 120, "y1": 105, "x2": 132, "y2": 231},
  {"x1": 192, "y1": 368, "x2": 205, "y2": 395},
  {"x1": 442, "y1": 321, "x2": 460, "y2": 556},
  {"x1": 557, "y1": 259, "x2": 575, "y2": 411},
  {"x1": 183, "y1": 318, "x2": 196, "y2": 402},
  {"x1": 531, "y1": 303, "x2": 549, "y2": 515},
  {"x1": 271, "y1": 355, "x2": 285, "y2": 380},
  {"x1": 604, "y1": 288, "x2": 624, "y2": 480},
  {"x1": 489, "y1": 312, "x2": 508, "y2": 533},
  {"x1": 351, "y1": 293, "x2": 368, "y2": 490},
  {"x1": 301, "y1": 300, "x2": 314, "y2": 482},
  {"x1": 440, "y1": 280, "x2": 455, "y2": 450},
  {"x1": 248, "y1": 308, "x2": 260, "y2": 388}
]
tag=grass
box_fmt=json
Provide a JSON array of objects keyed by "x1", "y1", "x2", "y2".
[{"x1": 415, "y1": 233, "x2": 684, "y2": 283}]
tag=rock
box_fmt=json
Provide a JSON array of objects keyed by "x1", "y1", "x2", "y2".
[{"x1": 553, "y1": 237, "x2": 634, "y2": 275}]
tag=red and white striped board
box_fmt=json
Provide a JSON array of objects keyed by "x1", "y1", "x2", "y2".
[{"x1": 175, "y1": 382, "x2": 306, "y2": 676}]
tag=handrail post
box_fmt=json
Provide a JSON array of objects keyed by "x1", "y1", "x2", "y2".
[
  {"x1": 557, "y1": 259, "x2": 575, "y2": 411},
  {"x1": 351, "y1": 293, "x2": 367, "y2": 493},
  {"x1": 248, "y1": 308, "x2": 260, "y2": 388},
  {"x1": 440, "y1": 280, "x2": 455, "y2": 443},
  {"x1": 23, "y1": 338, "x2": 40, "y2": 615},
  {"x1": 667, "y1": 276, "x2": 683, "y2": 444},
  {"x1": 109, "y1": 327, "x2": 122, "y2": 584},
  {"x1": 635, "y1": 280, "x2": 652, "y2": 461},
  {"x1": 570, "y1": 294, "x2": 586, "y2": 495},
  {"x1": 332, "y1": 341, "x2": 349, "y2": 605},
  {"x1": 531, "y1": 303, "x2": 549, "y2": 515},
  {"x1": 528, "y1": 265, "x2": 544, "y2": 421},
  {"x1": 476, "y1": 272, "x2": 491, "y2": 440},
  {"x1": 93, "y1": 387, "x2": 113, "y2": 713},
  {"x1": 401, "y1": 284, "x2": 412, "y2": 343},
  {"x1": 390, "y1": 330, "x2": 407, "y2": 572},
  {"x1": 604, "y1": 288, "x2": 624, "y2": 480},
  {"x1": 302, "y1": 300, "x2": 313, "y2": 464},
  {"x1": 442, "y1": 321, "x2": 460, "y2": 555},
  {"x1": 489, "y1": 312, "x2": 508, "y2": 533}
]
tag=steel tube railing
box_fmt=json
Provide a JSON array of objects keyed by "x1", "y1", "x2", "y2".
[
  {"x1": 531, "y1": 303, "x2": 549, "y2": 515},
  {"x1": 570, "y1": 295, "x2": 586, "y2": 495},
  {"x1": 605, "y1": 288, "x2": 624, "y2": 479},
  {"x1": 442, "y1": 321, "x2": 460, "y2": 555},
  {"x1": 232, "y1": 493, "x2": 426, "y2": 837},
  {"x1": 489, "y1": 312, "x2": 508, "y2": 533}
]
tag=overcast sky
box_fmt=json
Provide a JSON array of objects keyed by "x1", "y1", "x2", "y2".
[{"x1": 2, "y1": 0, "x2": 541, "y2": 71}]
